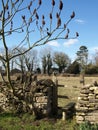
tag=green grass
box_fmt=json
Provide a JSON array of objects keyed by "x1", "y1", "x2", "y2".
[
  {"x1": 1, "y1": 113, "x2": 98, "y2": 130},
  {"x1": 0, "y1": 112, "x2": 76, "y2": 130},
  {"x1": 74, "y1": 121, "x2": 98, "y2": 130}
]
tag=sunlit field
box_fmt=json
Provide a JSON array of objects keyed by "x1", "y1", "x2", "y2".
[{"x1": 37, "y1": 75, "x2": 98, "y2": 107}]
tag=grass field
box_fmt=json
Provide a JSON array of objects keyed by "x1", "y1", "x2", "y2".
[
  {"x1": 57, "y1": 76, "x2": 98, "y2": 106},
  {"x1": 0, "y1": 75, "x2": 98, "y2": 130},
  {"x1": 38, "y1": 75, "x2": 98, "y2": 107}
]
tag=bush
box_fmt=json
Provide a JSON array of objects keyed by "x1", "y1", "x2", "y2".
[
  {"x1": 66, "y1": 61, "x2": 80, "y2": 74},
  {"x1": 74, "y1": 121, "x2": 98, "y2": 130},
  {"x1": 85, "y1": 65, "x2": 98, "y2": 74}
]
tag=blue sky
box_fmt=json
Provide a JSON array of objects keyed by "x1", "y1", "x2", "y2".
[
  {"x1": 0, "y1": 0, "x2": 98, "y2": 62},
  {"x1": 42, "y1": 0, "x2": 98, "y2": 61}
]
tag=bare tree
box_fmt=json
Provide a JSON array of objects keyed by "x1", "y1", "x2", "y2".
[
  {"x1": 15, "y1": 49, "x2": 38, "y2": 73},
  {"x1": 47, "y1": 53, "x2": 52, "y2": 75},
  {"x1": 0, "y1": 0, "x2": 78, "y2": 115},
  {"x1": 41, "y1": 53, "x2": 53, "y2": 75},
  {"x1": 42, "y1": 55, "x2": 47, "y2": 74},
  {"x1": 93, "y1": 50, "x2": 98, "y2": 66},
  {"x1": 15, "y1": 53, "x2": 26, "y2": 74},
  {"x1": 0, "y1": 0, "x2": 78, "y2": 86}
]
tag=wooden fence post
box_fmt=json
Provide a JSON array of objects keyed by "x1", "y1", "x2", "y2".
[
  {"x1": 52, "y1": 73, "x2": 58, "y2": 116},
  {"x1": 80, "y1": 74, "x2": 85, "y2": 86}
]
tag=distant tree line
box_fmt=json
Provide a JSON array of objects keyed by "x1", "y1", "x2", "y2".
[{"x1": 1, "y1": 45, "x2": 98, "y2": 75}]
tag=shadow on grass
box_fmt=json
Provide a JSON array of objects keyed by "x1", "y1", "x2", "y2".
[
  {"x1": 58, "y1": 95, "x2": 69, "y2": 99},
  {"x1": 0, "y1": 112, "x2": 16, "y2": 118}
]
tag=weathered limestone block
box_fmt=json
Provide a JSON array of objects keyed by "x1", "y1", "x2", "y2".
[
  {"x1": 88, "y1": 110, "x2": 98, "y2": 115},
  {"x1": 76, "y1": 106, "x2": 88, "y2": 112},
  {"x1": 89, "y1": 87, "x2": 97, "y2": 91},
  {"x1": 94, "y1": 104, "x2": 98, "y2": 109},
  {"x1": 88, "y1": 95, "x2": 95, "y2": 99},
  {"x1": 77, "y1": 120, "x2": 85, "y2": 124},
  {"x1": 89, "y1": 99, "x2": 96, "y2": 104},
  {"x1": 82, "y1": 84, "x2": 92, "y2": 89},
  {"x1": 78, "y1": 100, "x2": 89, "y2": 105},
  {"x1": 35, "y1": 96, "x2": 47, "y2": 103},
  {"x1": 85, "y1": 116, "x2": 95, "y2": 122},
  {"x1": 76, "y1": 112, "x2": 86, "y2": 116},
  {"x1": 76, "y1": 115, "x2": 84, "y2": 121},
  {"x1": 78, "y1": 96, "x2": 88, "y2": 101},
  {"x1": 87, "y1": 103, "x2": 95, "y2": 107},
  {"x1": 94, "y1": 115, "x2": 98, "y2": 120},
  {"x1": 80, "y1": 93, "x2": 88, "y2": 97},
  {"x1": 95, "y1": 99, "x2": 98, "y2": 102},
  {"x1": 94, "y1": 89, "x2": 98, "y2": 94},
  {"x1": 88, "y1": 107, "x2": 96, "y2": 111},
  {"x1": 95, "y1": 95, "x2": 98, "y2": 99},
  {"x1": 80, "y1": 89, "x2": 89, "y2": 94},
  {"x1": 89, "y1": 93, "x2": 94, "y2": 96},
  {"x1": 34, "y1": 93, "x2": 44, "y2": 97}
]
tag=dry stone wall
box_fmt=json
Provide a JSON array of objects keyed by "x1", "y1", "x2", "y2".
[
  {"x1": 33, "y1": 80, "x2": 55, "y2": 117},
  {"x1": 0, "y1": 77, "x2": 58, "y2": 117},
  {"x1": 0, "y1": 82, "x2": 13, "y2": 112},
  {"x1": 0, "y1": 92, "x2": 8, "y2": 111},
  {"x1": 76, "y1": 83, "x2": 98, "y2": 124}
]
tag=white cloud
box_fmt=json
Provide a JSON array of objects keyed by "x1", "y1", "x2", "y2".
[
  {"x1": 63, "y1": 39, "x2": 79, "y2": 47},
  {"x1": 47, "y1": 41, "x2": 59, "y2": 47},
  {"x1": 75, "y1": 19, "x2": 85, "y2": 24},
  {"x1": 89, "y1": 47, "x2": 98, "y2": 52}
]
